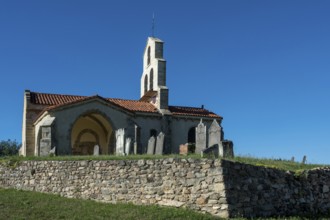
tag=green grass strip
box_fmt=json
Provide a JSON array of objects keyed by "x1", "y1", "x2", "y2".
[{"x1": 0, "y1": 188, "x2": 219, "y2": 220}]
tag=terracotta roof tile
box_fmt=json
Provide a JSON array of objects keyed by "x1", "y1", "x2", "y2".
[
  {"x1": 169, "y1": 106, "x2": 222, "y2": 119},
  {"x1": 30, "y1": 92, "x2": 158, "y2": 113},
  {"x1": 29, "y1": 91, "x2": 221, "y2": 118},
  {"x1": 108, "y1": 98, "x2": 158, "y2": 113},
  {"x1": 30, "y1": 92, "x2": 84, "y2": 105}
]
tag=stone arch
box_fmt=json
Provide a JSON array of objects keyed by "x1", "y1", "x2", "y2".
[
  {"x1": 144, "y1": 74, "x2": 148, "y2": 93},
  {"x1": 188, "y1": 127, "x2": 196, "y2": 153},
  {"x1": 149, "y1": 68, "x2": 154, "y2": 91},
  {"x1": 70, "y1": 110, "x2": 115, "y2": 155}
]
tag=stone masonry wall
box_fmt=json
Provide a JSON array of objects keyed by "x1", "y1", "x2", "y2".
[
  {"x1": 0, "y1": 159, "x2": 330, "y2": 218},
  {"x1": 221, "y1": 160, "x2": 330, "y2": 218},
  {"x1": 0, "y1": 159, "x2": 229, "y2": 218}
]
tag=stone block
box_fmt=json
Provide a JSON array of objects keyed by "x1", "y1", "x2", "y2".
[
  {"x1": 195, "y1": 119, "x2": 206, "y2": 153},
  {"x1": 179, "y1": 143, "x2": 188, "y2": 155}
]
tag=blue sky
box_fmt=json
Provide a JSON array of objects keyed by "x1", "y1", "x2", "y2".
[{"x1": 0, "y1": 1, "x2": 329, "y2": 164}]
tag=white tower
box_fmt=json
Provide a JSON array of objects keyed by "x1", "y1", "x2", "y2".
[{"x1": 140, "y1": 37, "x2": 169, "y2": 112}]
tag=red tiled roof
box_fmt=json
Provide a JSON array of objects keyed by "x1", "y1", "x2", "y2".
[
  {"x1": 30, "y1": 92, "x2": 158, "y2": 113},
  {"x1": 108, "y1": 98, "x2": 158, "y2": 113},
  {"x1": 169, "y1": 106, "x2": 222, "y2": 119},
  {"x1": 29, "y1": 91, "x2": 221, "y2": 118},
  {"x1": 30, "y1": 92, "x2": 85, "y2": 105}
]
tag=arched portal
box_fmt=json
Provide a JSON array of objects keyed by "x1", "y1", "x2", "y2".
[{"x1": 71, "y1": 112, "x2": 113, "y2": 155}]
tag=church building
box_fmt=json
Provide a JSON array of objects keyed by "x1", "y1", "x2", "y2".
[{"x1": 20, "y1": 37, "x2": 228, "y2": 156}]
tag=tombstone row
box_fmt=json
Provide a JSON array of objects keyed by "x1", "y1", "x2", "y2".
[
  {"x1": 196, "y1": 119, "x2": 234, "y2": 158},
  {"x1": 115, "y1": 128, "x2": 133, "y2": 156},
  {"x1": 147, "y1": 132, "x2": 165, "y2": 155},
  {"x1": 115, "y1": 128, "x2": 165, "y2": 156}
]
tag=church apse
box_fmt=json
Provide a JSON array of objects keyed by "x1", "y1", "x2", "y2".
[{"x1": 71, "y1": 113, "x2": 113, "y2": 155}]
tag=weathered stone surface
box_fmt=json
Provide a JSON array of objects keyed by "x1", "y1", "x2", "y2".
[
  {"x1": 155, "y1": 132, "x2": 165, "y2": 155},
  {"x1": 115, "y1": 129, "x2": 125, "y2": 156},
  {"x1": 222, "y1": 140, "x2": 234, "y2": 158},
  {"x1": 158, "y1": 199, "x2": 184, "y2": 207},
  {"x1": 195, "y1": 120, "x2": 206, "y2": 154},
  {"x1": 93, "y1": 145, "x2": 99, "y2": 156},
  {"x1": 208, "y1": 119, "x2": 222, "y2": 156},
  {"x1": 179, "y1": 143, "x2": 188, "y2": 155},
  {"x1": 1, "y1": 159, "x2": 330, "y2": 218},
  {"x1": 196, "y1": 197, "x2": 208, "y2": 205},
  {"x1": 125, "y1": 138, "x2": 131, "y2": 155},
  {"x1": 39, "y1": 126, "x2": 52, "y2": 156},
  {"x1": 147, "y1": 136, "x2": 156, "y2": 155}
]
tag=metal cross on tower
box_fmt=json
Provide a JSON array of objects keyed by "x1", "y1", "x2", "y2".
[{"x1": 152, "y1": 13, "x2": 155, "y2": 37}]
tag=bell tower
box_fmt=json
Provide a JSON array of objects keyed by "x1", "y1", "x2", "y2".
[{"x1": 140, "y1": 37, "x2": 169, "y2": 112}]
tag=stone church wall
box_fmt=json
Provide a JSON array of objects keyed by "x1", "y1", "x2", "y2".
[{"x1": 1, "y1": 159, "x2": 329, "y2": 218}]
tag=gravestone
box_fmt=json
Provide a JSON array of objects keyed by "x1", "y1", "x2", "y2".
[
  {"x1": 125, "y1": 137, "x2": 131, "y2": 155},
  {"x1": 115, "y1": 128, "x2": 125, "y2": 156},
  {"x1": 49, "y1": 146, "x2": 56, "y2": 156},
  {"x1": 179, "y1": 143, "x2": 188, "y2": 155},
  {"x1": 134, "y1": 125, "x2": 141, "y2": 154},
  {"x1": 208, "y1": 119, "x2": 223, "y2": 156},
  {"x1": 155, "y1": 132, "x2": 165, "y2": 155},
  {"x1": 222, "y1": 140, "x2": 234, "y2": 158},
  {"x1": 302, "y1": 155, "x2": 307, "y2": 164},
  {"x1": 195, "y1": 120, "x2": 206, "y2": 154},
  {"x1": 147, "y1": 136, "x2": 156, "y2": 155},
  {"x1": 201, "y1": 145, "x2": 219, "y2": 158},
  {"x1": 93, "y1": 145, "x2": 99, "y2": 156},
  {"x1": 40, "y1": 126, "x2": 52, "y2": 156}
]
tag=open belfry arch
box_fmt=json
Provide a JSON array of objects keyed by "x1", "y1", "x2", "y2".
[
  {"x1": 140, "y1": 37, "x2": 169, "y2": 113},
  {"x1": 20, "y1": 37, "x2": 231, "y2": 157}
]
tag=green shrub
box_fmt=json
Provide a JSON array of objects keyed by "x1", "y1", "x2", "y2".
[{"x1": 0, "y1": 139, "x2": 21, "y2": 157}]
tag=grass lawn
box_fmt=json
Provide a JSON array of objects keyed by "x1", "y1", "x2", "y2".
[
  {"x1": 1, "y1": 188, "x2": 321, "y2": 220},
  {"x1": 0, "y1": 188, "x2": 220, "y2": 220}
]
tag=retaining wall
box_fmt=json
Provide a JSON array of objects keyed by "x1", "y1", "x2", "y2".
[{"x1": 0, "y1": 159, "x2": 329, "y2": 218}]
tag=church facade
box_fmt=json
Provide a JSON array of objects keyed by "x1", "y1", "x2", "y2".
[{"x1": 20, "y1": 37, "x2": 226, "y2": 156}]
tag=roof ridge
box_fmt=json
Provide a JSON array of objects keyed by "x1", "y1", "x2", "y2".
[
  {"x1": 30, "y1": 90, "x2": 86, "y2": 98},
  {"x1": 108, "y1": 97, "x2": 147, "y2": 102},
  {"x1": 169, "y1": 105, "x2": 208, "y2": 110}
]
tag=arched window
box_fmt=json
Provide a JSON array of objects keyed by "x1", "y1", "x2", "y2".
[
  {"x1": 144, "y1": 75, "x2": 148, "y2": 93},
  {"x1": 149, "y1": 69, "x2": 154, "y2": 91},
  {"x1": 188, "y1": 127, "x2": 196, "y2": 153},
  {"x1": 147, "y1": 46, "x2": 151, "y2": 65},
  {"x1": 150, "y1": 129, "x2": 157, "y2": 138}
]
